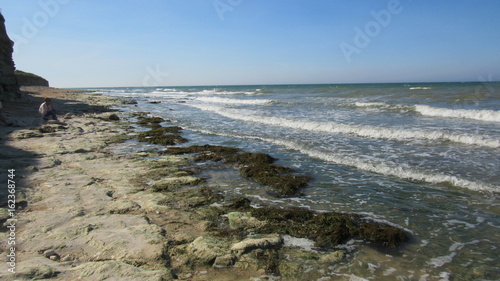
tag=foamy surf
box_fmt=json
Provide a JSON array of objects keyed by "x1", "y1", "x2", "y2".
[
  {"x1": 415, "y1": 105, "x2": 500, "y2": 122},
  {"x1": 185, "y1": 126, "x2": 499, "y2": 193},
  {"x1": 194, "y1": 97, "x2": 272, "y2": 105},
  {"x1": 263, "y1": 138, "x2": 499, "y2": 193},
  {"x1": 190, "y1": 104, "x2": 500, "y2": 148}
]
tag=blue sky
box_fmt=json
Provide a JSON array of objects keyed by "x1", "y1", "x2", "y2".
[{"x1": 1, "y1": 0, "x2": 499, "y2": 87}]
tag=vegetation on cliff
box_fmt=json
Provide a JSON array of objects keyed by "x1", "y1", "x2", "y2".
[{"x1": 14, "y1": 70, "x2": 49, "y2": 87}]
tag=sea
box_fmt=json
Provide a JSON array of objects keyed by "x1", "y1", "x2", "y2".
[{"x1": 91, "y1": 82, "x2": 499, "y2": 280}]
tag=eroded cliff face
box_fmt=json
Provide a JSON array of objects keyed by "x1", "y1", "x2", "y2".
[{"x1": 0, "y1": 13, "x2": 20, "y2": 100}]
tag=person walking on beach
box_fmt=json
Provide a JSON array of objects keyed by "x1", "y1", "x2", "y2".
[{"x1": 39, "y1": 98, "x2": 58, "y2": 120}]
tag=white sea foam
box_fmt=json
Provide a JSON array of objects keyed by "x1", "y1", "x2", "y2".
[
  {"x1": 195, "y1": 97, "x2": 272, "y2": 105},
  {"x1": 409, "y1": 87, "x2": 431, "y2": 90},
  {"x1": 415, "y1": 105, "x2": 500, "y2": 122},
  {"x1": 189, "y1": 127, "x2": 500, "y2": 193},
  {"x1": 190, "y1": 104, "x2": 500, "y2": 148},
  {"x1": 193, "y1": 89, "x2": 256, "y2": 96},
  {"x1": 259, "y1": 138, "x2": 499, "y2": 193}
]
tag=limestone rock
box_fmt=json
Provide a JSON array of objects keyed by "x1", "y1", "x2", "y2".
[
  {"x1": 227, "y1": 211, "x2": 265, "y2": 230},
  {"x1": 231, "y1": 234, "x2": 283, "y2": 252},
  {"x1": 108, "y1": 200, "x2": 141, "y2": 214},
  {"x1": 0, "y1": 13, "x2": 20, "y2": 99},
  {"x1": 213, "y1": 254, "x2": 236, "y2": 268},
  {"x1": 71, "y1": 260, "x2": 173, "y2": 281},
  {"x1": 187, "y1": 236, "x2": 229, "y2": 265}
]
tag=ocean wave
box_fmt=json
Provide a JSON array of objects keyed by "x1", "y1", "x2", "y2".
[
  {"x1": 263, "y1": 139, "x2": 499, "y2": 193},
  {"x1": 410, "y1": 87, "x2": 431, "y2": 90},
  {"x1": 189, "y1": 127, "x2": 499, "y2": 193},
  {"x1": 353, "y1": 102, "x2": 412, "y2": 112},
  {"x1": 190, "y1": 104, "x2": 500, "y2": 148},
  {"x1": 194, "y1": 97, "x2": 272, "y2": 105},
  {"x1": 415, "y1": 105, "x2": 500, "y2": 122},
  {"x1": 192, "y1": 89, "x2": 258, "y2": 96}
]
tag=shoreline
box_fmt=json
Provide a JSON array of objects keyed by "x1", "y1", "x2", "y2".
[{"x1": 0, "y1": 87, "x2": 409, "y2": 280}]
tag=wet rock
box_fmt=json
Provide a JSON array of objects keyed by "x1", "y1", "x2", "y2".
[
  {"x1": 108, "y1": 113, "x2": 120, "y2": 121},
  {"x1": 358, "y1": 221, "x2": 409, "y2": 248},
  {"x1": 224, "y1": 198, "x2": 410, "y2": 249},
  {"x1": 230, "y1": 152, "x2": 276, "y2": 165},
  {"x1": 137, "y1": 126, "x2": 187, "y2": 146},
  {"x1": 320, "y1": 250, "x2": 345, "y2": 263},
  {"x1": 224, "y1": 197, "x2": 251, "y2": 210},
  {"x1": 136, "y1": 116, "x2": 165, "y2": 128}
]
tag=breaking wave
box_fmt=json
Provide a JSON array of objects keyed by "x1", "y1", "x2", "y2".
[
  {"x1": 190, "y1": 104, "x2": 500, "y2": 148},
  {"x1": 415, "y1": 105, "x2": 500, "y2": 122},
  {"x1": 194, "y1": 97, "x2": 272, "y2": 105}
]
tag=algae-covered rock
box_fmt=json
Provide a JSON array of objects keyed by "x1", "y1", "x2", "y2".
[
  {"x1": 187, "y1": 236, "x2": 229, "y2": 265},
  {"x1": 227, "y1": 212, "x2": 266, "y2": 230},
  {"x1": 224, "y1": 198, "x2": 409, "y2": 249},
  {"x1": 136, "y1": 116, "x2": 166, "y2": 128},
  {"x1": 239, "y1": 164, "x2": 310, "y2": 197},
  {"x1": 138, "y1": 127, "x2": 188, "y2": 146},
  {"x1": 230, "y1": 152, "x2": 276, "y2": 165},
  {"x1": 162, "y1": 145, "x2": 310, "y2": 196}
]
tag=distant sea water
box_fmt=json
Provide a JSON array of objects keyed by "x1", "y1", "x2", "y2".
[{"x1": 92, "y1": 83, "x2": 499, "y2": 280}]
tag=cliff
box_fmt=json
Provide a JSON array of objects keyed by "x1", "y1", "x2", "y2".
[
  {"x1": 15, "y1": 70, "x2": 50, "y2": 87},
  {"x1": 0, "y1": 13, "x2": 20, "y2": 100}
]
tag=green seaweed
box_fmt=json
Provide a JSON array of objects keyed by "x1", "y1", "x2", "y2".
[
  {"x1": 162, "y1": 145, "x2": 310, "y2": 197},
  {"x1": 223, "y1": 198, "x2": 409, "y2": 249},
  {"x1": 239, "y1": 164, "x2": 311, "y2": 197},
  {"x1": 136, "y1": 116, "x2": 166, "y2": 128},
  {"x1": 137, "y1": 126, "x2": 187, "y2": 146}
]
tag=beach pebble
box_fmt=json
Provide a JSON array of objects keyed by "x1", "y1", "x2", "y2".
[
  {"x1": 61, "y1": 255, "x2": 72, "y2": 262},
  {"x1": 43, "y1": 249, "x2": 60, "y2": 260},
  {"x1": 43, "y1": 250, "x2": 56, "y2": 258}
]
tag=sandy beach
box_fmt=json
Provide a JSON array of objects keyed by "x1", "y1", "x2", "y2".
[{"x1": 0, "y1": 87, "x2": 409, "y2": 281}]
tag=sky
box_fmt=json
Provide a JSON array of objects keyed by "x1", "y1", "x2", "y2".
[{"x1": 1, "y1": 0, "x2": 499, "y2": 88}]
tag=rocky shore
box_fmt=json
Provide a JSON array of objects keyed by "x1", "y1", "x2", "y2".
[{"x1": 0, "y1": 87, "x2": 409, "y2": 281}]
